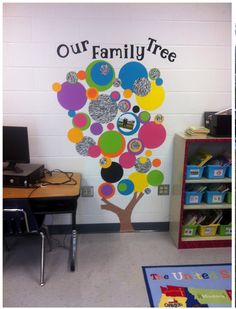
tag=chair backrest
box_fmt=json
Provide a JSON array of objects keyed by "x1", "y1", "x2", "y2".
[{"x1": 3, "y1": 199, "x2": 39, "y2": 235}]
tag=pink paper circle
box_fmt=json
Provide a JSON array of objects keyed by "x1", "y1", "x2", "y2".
[
  {"x1": 88, "y1": 145, "x2": 101, "y2": 158},
  {"x1": 138, "y1": 121, "x2": 166, "y2": 149},
  {"x1": 119, "y1": 152, "x2": 136, "y2": 169}
]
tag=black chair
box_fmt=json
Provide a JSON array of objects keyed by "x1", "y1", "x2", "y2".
[{"x1": 3, "y1": 199, "x2": 50, "y2": 286}]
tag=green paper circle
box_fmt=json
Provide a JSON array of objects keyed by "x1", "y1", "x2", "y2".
[
  {"x1": 86, "y1": 60, "x2": 115, "y2": 91},
  {"x1": 98, "y1": 131, "x2": 125, "y2": 157},
  {"x1": 147, "y1": 170, "x2": 164, "y2": 186}
]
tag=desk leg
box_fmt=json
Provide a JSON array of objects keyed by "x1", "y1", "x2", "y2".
[{"x1": 70, "y1": 205, "x2": 77, "y2": 271}]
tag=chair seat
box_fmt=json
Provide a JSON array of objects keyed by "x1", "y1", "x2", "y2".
[{"x1": 3, "y1": 199, "x2": 48, "y2": 286}]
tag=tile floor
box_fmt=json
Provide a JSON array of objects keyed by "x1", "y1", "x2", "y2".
[{"x1": 3, "y1": 232, "x2": 231, "y2": 307}]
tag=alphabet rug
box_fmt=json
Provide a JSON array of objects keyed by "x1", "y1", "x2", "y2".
[{"x1": 142, "y1": 263, "x2": 231, "y2": 307}]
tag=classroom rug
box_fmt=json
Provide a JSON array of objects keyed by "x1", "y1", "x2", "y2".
[{"x1": 142, "y1": 263, "x2": 231, "y2": 307}]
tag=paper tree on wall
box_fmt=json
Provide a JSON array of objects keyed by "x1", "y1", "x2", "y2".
[{"x1": 52, "y1": 60, "x2": 166, "y2": 232}]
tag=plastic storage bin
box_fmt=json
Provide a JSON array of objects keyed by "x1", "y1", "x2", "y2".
[
  {"x1": 182, "y1": 225, "x2": 198, "y2": 237},
  {"x1": 184, "y1": 191, "x2": 203, "y2": 205},
  {"x1": 225, "y1": 165, "x2": 231, "y2": 178},
  {"x1": 204, "y1": 191, "x2": 226, "y2": 204},
  {"x1": 186, "y1": 165, "x2": 205, "y2": 180},
  {"x1": 198, "y1": 224, "x2": 219, "y2": 237},
  {"x1": 218, "y1": 224, "x2": 232, "y2": 236},
  {"x1": 204, "y1": 165, "x2": 227, "y2": 179}
]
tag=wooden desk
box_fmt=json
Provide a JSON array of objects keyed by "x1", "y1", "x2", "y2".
[{"x1": 3, "y1": 172, "x2": 81, "y2": 271}]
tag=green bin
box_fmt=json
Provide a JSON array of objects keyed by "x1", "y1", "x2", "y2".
[
  {"x1": 182, "y1": 225, "x2": 198, "y2": 237},
  {"x1": 218, "y1": 224, "x2": 232, "y2": 236}
]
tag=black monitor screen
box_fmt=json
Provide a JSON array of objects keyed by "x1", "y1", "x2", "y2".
[{"x1": 3, "y1": 126, "x2": 30, "y2": 173}]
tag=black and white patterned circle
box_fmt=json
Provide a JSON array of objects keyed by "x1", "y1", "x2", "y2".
[
  {"x1": 75, "y1": 136, "x2": 95, "y2": 156},
  {"x1": 135, "y1": 157, "x2": 152, "y2": 173},
  {"x1": 89, "y1": 94, "x2": 118, "y2": 123},
  {"x1": 133, "y1": 77, "x2": 151, "y2": 97},
  {"x1": 100, "y1": 64, "x2": 110, "y2": 76},
  {"x1": 118, "y1": 99, "x2": 131, "y2": 112},
  {"x1": 145, "y1": 188, "x2": 151, "y2": 194},
  {"x1": 113, "y1": 78, "x2": 122, "y2": 87},
  {"x1": 66, "y1": 71, "x2": 78, "y2": 84},
  {"x1": 149, "y1": 68, "x2": 160, "y2": 80}
]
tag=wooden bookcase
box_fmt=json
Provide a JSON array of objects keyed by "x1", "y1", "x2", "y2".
[{"x1": 169, "y1": 133, "x2": 231, "y2": 249}]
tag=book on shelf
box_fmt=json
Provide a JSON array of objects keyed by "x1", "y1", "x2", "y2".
[{"x1": 185, "y1": 126, "x2": 210, "y2": 137}]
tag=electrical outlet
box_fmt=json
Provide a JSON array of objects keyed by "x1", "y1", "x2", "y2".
[
  {"x1": 81, "y1": 186, "x2": 94, "y2": 197},
  {"x1": 158, "y1": 184, "x2": 170, "y2": 195}
]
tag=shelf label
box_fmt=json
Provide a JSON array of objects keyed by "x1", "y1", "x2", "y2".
[
  {"x1": 183, "y1": 228, "x2": 194, "y2": 236},
  {"x1": 189, "y1": 195, "x2": 199, "y2": 203},
  {"x1": 204, "y1": 227, "x2": 214, "y2": 235},
  {"x1": 189, "y1": 169, "x2": 200, "y2": 177},
  {"x1": 213, "y1": 168, "x2": 223, "y2": 177},
  {"x1": 212, "y1": 195, "x2": 222, "y2": 203},
  {"x1": 224, "y1": 227, "x2": 231, "y2": 235}
]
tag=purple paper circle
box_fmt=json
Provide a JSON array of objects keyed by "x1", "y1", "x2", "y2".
[
  {"x1": 57, "y1": 82, "x2": 87, "y2": 111},
  {"x1": 127, "y1": 138, "x2": 144, "y2": 155},
  {"x1": 102, "y1": 184, "x2": 113, "y2": 195},
  {"x1": 90, "y1": 122, "x2": 103, "y2": 135}
]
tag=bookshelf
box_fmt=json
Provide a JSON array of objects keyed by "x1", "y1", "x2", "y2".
[{"x1": 169, "y1": 133, "x2": 231, "y2": 249}]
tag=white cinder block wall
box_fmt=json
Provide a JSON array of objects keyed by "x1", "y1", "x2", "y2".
[{"x1": 3, "y1": 3, "x2": 232, "y2": 226}]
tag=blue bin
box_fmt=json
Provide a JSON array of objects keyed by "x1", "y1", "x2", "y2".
[
  {"x1": 204, "y1": 191, "x2": 226, "y2": 204},
  {"x1": 184, "y1": 191, "x2": 203, "y2": 205},
  {"x1": 225, "y1": 165, "x2": 231, "y2": 178},
  {"x1": 186, "y1": 165, "x2": 205, "y2": 180},
  {"x1": 204, "y1": 165, "x2": 227, "y2": 179}
]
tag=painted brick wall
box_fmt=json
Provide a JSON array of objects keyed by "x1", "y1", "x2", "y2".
[{"x1": 3, "y1": 3, "x2": 232, "y2": 225}]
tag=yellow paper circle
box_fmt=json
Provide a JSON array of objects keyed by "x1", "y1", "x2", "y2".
[
  {"x1": 52, "y1": 82, "x2": 62, "y2": 92},
  {"x1": 67, "y1": 127, "x2": 83, "y2": 143},
  {"x1": 136, "y1": 81, "x2": 165, "y2": 111},
  {"x1": 128, "y1": 172, "x2": 148, "y2": 192}
]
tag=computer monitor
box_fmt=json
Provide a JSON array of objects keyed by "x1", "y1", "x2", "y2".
[{"x1": 3, "y1": 126, "x2": 30, "y2": 173}]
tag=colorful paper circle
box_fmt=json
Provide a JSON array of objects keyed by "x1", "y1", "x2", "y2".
[
  {"x1": 117, "y1": 179, "x2": 134, "y2": 195},
  {"x1": 73, "y1": 113, "x2": 91, "y2": 130},
  {"x1": 101, "y1": 162, "x2": 124, "y2": 183},
  {"x1": 127, "y1": 138, "x2": 144, "y2": 155},
  {"x1": 66, "y1": 71, "x2": 78, "y2": 84},
  {"x1": 135, "y1": 157, "x2": 151, "y2": 173},
  {"x1": 149, "y1": 68, "x2": 160, "y2": 80},
  {"x1": 98, "y1": 182, "x2": 115, "y2": 199},
  {"x1": 147, "y1": 170, "x2": 164, "y2": 186},
  {"x1": 119, "y1": 152, "x2": 136, "y2": 169},
  {"x1": 128, "y1": 172, "x2": 148, "y2": 192},
  {"x1": 67, "y1": 127, "x2": 83, "y2": 143},
  {"x1": 90, "y1": 122, "x2": 103, "y2": 135},
  {"x1": 75, "y1": 136, "x2": 95, "y2": 156},
  {"x1": 86, "y1": 87, "x2": 99, "y2": 100},
  {"x1": 152, "y1": 158, "x2": 161, "y2": 167},
  {"x1": 138, "y1": 121, "x2": 166, "y2": 149},
  {"x1": 139, "y1": 111, "x2": 151, "y2": 123},
  {"x1": 117, "y1": 112, "x2": 140, "y2": 136},
  {"x1": 98, "y1": 131, "x2": 125, "y2": 158},
  {"x1": 88, "y1": 145, "x2": 101, "y2": 158},
  {"x1": 136, "y1": 81, "x2": 165, "y2": 111},
  {"x1": 99, "y1": 157, "x2": 112, "y2": 168},
  {"x1": 57, "y1": 82, "x2": 87, "y2": 111},
  {"x1": 86, "y1": 60, "x2": 115, "y2": 91},
  {"x1": 89, "y1": 94, "x2": 118, "y2": 124},
  {"x1": 118, "y1": 99, "x2": 131, "y2": 112},
  {"x1": 119, "y1": 62, "x2": 148, "y2": 91},
  {"x1": 110, "y1": 91, "x2": 121, "y2": 102}
]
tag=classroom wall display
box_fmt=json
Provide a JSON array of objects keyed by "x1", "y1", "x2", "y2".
[{"x1": 53, "y1": 60, "x2": 166, "y2": 232}]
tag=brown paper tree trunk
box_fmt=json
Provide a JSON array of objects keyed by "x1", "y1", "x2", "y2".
[{"x1": 101, "y1": 192, "x2": 144, "y2": 232}]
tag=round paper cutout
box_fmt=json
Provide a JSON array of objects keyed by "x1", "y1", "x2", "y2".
[
  {"x1": 101, "y1": 162, "x2": 124, "y2": 183},
  {"x1": 117, "y1": 179, "x2": 134, "y2": 195},
  {"x1": 117, "y1": 112, "x2": 140, "y2": 136},
  {"x1": 98, "y1": 182, "x2": 115, "y2": 199}
]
